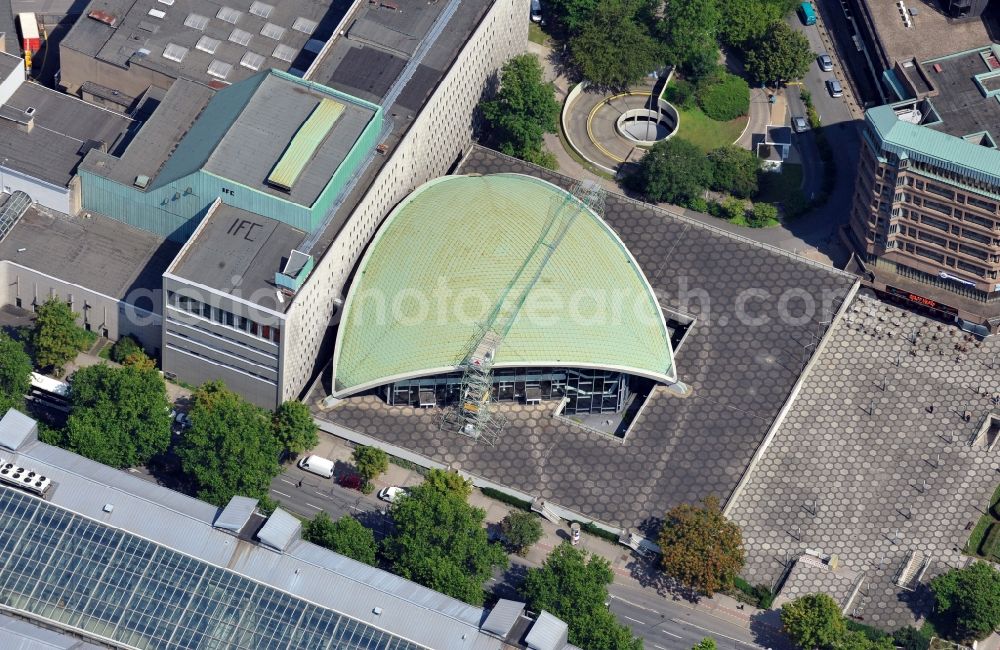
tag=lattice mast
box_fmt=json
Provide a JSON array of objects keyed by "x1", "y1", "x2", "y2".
[{"x1": 442, "y1": 181, "x2": 607, "y2": 444}]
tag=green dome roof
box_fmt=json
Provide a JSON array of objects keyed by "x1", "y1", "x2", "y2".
[{"x1": 331, "y1": 174, "x2": 675, "y2": 396}]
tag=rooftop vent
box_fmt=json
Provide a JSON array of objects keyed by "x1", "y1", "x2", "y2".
[
  {"x1": 162, "y1": 43, "x2": 188, "y2": 63},
  {"x1": 196, "y1": 36, "x2": 221, "y2": 54},
  {"x1": 207, "y1": 60, "x2": 233, "y2": 80},
  {"x1": 228, "y1": 28, "x2": 252, "y2": 46},
  {"x1": 87, "y1": 10, "x2": 119, "y2": 27},
  {"x1": 148, "y1": 8, "x2": 166, "y2": 19},
  {"x1": 272, "y1": 44, "x2": 296, "y2": 63},
  {"x1": 0, "y1": 460, "x2": 51, "y2": 496},
  {"x1": 184, "y1": 13, "x2": 209, "y2": 30},
  {"x1": 240, "y1": 51, "x2": 265, "y2": 71},
  {"x1": 156, "y1": 0, "x2": 174, "y2": 5},
  {"x1": 102, "y1": 503, "x2": 114, "y2": 513},
  {"x1": 134, "y1": 175, "x2": 150, "y2": 189}
]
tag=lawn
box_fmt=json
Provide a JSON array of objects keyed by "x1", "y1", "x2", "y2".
[
  {"x1": 528, "y1": 22, "x2": 548, "y2": 45},
  {"x1": 674, "y1": 103, "x2": 748, "y2": 153},
  {"x1": 964, "y1": 481, "x2": 1000, "y2": 557},
  {"x1": 756, "y1": 164, "x2": 804, "y2": 203}
]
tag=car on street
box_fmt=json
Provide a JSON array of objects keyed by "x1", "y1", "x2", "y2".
[
  {"x1": 817, "y1": 53, "x2": 833, "y2": 71},
  {"x1": 298, "y1": 455, "x2": 335, "y2": 479},
  {"x1": 530, "y1": 0, "x2": 541, "y2": 22},
  {"x1": 826, "y1": 79, "x2": 843, "y2": 97},
  {"x1": 792, "y1": 116, "x2": 809, "y2": 132},
  {"x1": 378, "y1": 486, "x2": 409, "y2": 503}
]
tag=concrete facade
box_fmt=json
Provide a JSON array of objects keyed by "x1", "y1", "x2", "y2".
[{"x1": 280, "y1": 0, "x2": 529, "y2": 404}]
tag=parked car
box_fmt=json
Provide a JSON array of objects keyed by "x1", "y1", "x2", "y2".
[
  {"x1": 826, "y1": 79, "x2": 843, "y2": 97},
  {"x1": 530, "y1": 0, "x2": 542, "y2": 22},
  {"x1": 297, "y1": 455, "x2": 334, "y2": 479},
  {"x1": 792, "y1": 116, "x2": 809, "y2": 132},
  {"x1": 797, "y1": 1, "x2": 816, "y2": 25},
  {"x1": 817, "y1": 53, "x2": 833, "y2": 71},
  {"x1": 378, "y1": 486, "x2": 409, "y2": 503}
]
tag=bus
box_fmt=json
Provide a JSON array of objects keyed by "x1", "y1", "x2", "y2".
[{"x1": 798, "y1": 2, "x2": 817, "y2": 25}]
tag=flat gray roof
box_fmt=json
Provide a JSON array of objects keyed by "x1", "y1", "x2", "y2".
[
  {"x1": 862, "y1": 0, "x2": 994, "y2": 65},
  {"x1": 80, "y1": 78, "x2": 215, "y2": 186},
  {"x1": 0, "y1": 611, "x2": 105, "y2": 650},
  {"x1": 922, "y1": 48, "x2": 1000, "y2": 140},
  {"x1": 0, "y1": 75, "x2": 135, "y2": 187},
  {"x1": 0, "y1": 50, "x2": 19, "y2": 77},
  {"x1": 0, "y1": 408, "x2": 36, "y2": 452},
  {"x1": 0, "y1": 206, "x2": 178, "y2": 303},
  {"x1": 61, "y1": 0, "x2": 350, "y2": 87},
  {"x1": 203, "y1": 72, "x2": 377, "y2": 206},
  {"x1": 0, "y1": 420, "x2": 502, "y2": 650},
  {"x1": 169, "y1": 203, "x2": 305, "y2": 312}
]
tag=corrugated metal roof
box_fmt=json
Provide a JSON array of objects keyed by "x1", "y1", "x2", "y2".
[
  {"x1": 0, "y1": 611, "x2": 106, "y2": 649},
  {"x1": 214, "y1": 495, "x2": 258, "y2": 531},
  {"x1": 482, "y1": 599, "x2": 524, "y2": 636},
  {"x1": 256, "y1": 506, "x2": 301, "y2": 550},
  {"x1": 525, "y1": 611, "x2": 568, "y2": 650},
  {"x1": 267, "y1": 97, "x2": 345, "y2": 190},
  {"x1": 0, "y1": 409, "x2": 37, "y2": 452},
  {"x1": 868, "y1": 104, "x2": 1000, "y2": 188}
]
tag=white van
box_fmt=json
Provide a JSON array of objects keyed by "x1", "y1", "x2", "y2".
[{"x1": 297, "y1": 455, "x2": 334, "y2": 479}]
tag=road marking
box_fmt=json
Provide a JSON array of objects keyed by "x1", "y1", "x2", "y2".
[
  {"x1": 313, "y1": 490, "x2": 330, "y2": 498},
  {"x1": 305, "y1": 502, "x2": 323, "y2": 510},
  {"x1": 271, "y1": 490, "x2": 291, "y2": 498},
  {"x1": 609, "y1": 595, "x2": 660, "y2": 614},
  {"x1": 653, "y1": 644, "x2": 667, "y2": 650},
  {"x1": 280, "y1": 478, "x2": 295, "y2": 486},
  {"x1": 669, "y1": 619, "x2": 762, "y2": 648},
  {"x1": 622, "y1": 615, "x2": 644, "y2": 625},
  {"x1": 661, "y1": 631, "x2": 682, "y2": 639}
]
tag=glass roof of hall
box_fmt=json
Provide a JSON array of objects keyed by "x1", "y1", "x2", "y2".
[{"x1": 0, "y1": 488, "x2": 420, "y2": 650}]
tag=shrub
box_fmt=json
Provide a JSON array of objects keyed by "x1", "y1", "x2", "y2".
[
  {"x1": 732, "y1": 576, "x2": 775, "y2": 609},
  {"x1": 500, "y1": 511, "x2": 544, "y2": 555},
  {"x1": 892, "y1": 624, "x2": 934, "y2": 650},
  {"x1": 664, "y1": 79, "x2": 696, "y2": 110},
  {"x1": 110, "y1": 335, "x2": 144, "y2": 363},
  {"x1": 575, "y1": 520, "x2": 621, "y2": 543},
  {"x1": 707, "y1": 145, "x2": 759, "y2": 198},
  {"x1": 749, "y1": 202, "x2": 779, "y2": 227},
  {"x1": 721, "y1": 196, "x2": 748, "y2": 221},
  {"x1": 696, "y1": 72, "x2": 750, "y2": 121},
  {"x1": 481, "y1": 486, "x2": 533, "y2": 511},
  {"x1": 687, "y1": 196, "x2": 709, "y2": 213},
  {"x1": 707, "y1": 200, "x2": 724, "y2": 218},
  {"x1": 784, "y1": 190, "x2": 811, "y2": 220}
]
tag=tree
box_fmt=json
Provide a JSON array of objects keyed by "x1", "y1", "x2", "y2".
[
  {"x1": 32, "y1": 298, "x2": 89, "y2": 375},
  {"x1": 499, "y1": 511, "x2": 543, "y2": 555},
  {"x1": 708, "y1": 145, "x2": 759, "y2": 197},
  {"x1": 696, "y1": 72, "x2": 750, "y2": 121},
  {"x1": 521, "y1": 543, "x2": 642, "y2": 650},
  {"x1": 631, "y1": 137, "x2": 711, "y2": 205},
  {"x1": 423, "y1": 468, "x2": 472, "y2": 498},
  {"x1": 351, "y1": 445, "x2": 388, "y2": 491},
  {"x1": 382, "y1": 481, "x2": 507, "y2": 605},
  {"x1": 175, "y1": 381, "x2": 282, "y2": 506},
  {"x1": 719, "y1": 0, "x2": 796, "y2": 48},
  {"x1": 929, "y1": 562, "x2": 1000, "y2": 642},
  {"x1": 0, "y1": 334, "x2": 32, "y2": 415},
  {"x1": 110, "y1": 335, "x2": 143, "y2": 364},
  {"x1": 481, "y1": 54, "x2": 560, "y2": 166},
  {"x1": 545, "y1": 0, "x2": 600, "y2": 35},
  {"x1": 745, "y1": 21, "x2": 813, "y2": 86},
  {"x1": 302, "y1": 513, "x2": 377, "y2": 565},
  {"x1": 658, "y1": 495, "x2": 744, "y2": 595},
  {"x1": 659, "y1": 0, "x2": 720, "y2": 80},
  {"x1": 569, "y1": 0, "x2": 663, "y2": 90},
  {"x1": 65, "y1": 363, "x2": 171, "y2": 468},
  {"x1": 273, "y1": 400, "x2": 318, "y2": 458},
  {"x1": 780, "y1": 593, "x2": 846, "y2": 650},
  {"x1": 693, "y1": 638, "x2": 717, "y2": 650}
]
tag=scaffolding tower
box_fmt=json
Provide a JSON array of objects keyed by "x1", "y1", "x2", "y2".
[{"x1": 441, "y1": 180, "x2": 607, "y2": 444}]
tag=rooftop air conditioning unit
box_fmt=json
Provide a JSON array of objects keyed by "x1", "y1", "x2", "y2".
[{"x1": 0, "y1": 460, "x2": 52, "y2": 495}]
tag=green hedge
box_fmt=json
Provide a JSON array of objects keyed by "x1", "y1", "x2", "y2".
[
  {"x1": 981, "y1": 522, "x2": 1000, "y2": 559},
  {"x1": 572, "y1": 520, "x2": 621, "y2": 543},
  {"x1": 696, "y1": 72, "x2": 750, "y2": 121},
  {"x1": 732, "y1": 577, "x2": 775, "y2": 609},
  {"x1": 845, "y1": 619, "x2": 892, "y2": 643},
  {"x1": 481, "y1": 487, "x2": 533, "y2": 511}
]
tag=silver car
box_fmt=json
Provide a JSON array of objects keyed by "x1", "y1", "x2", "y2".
[
  {"x1": 817, "y1": 53, "x2": 833, "y2": 71},
  {"x1": 792, "y1": 116, "x2": 809, "y2": 132},
  {"x1": 826, "y1": 79, "x2": 843, "y2": 97}
]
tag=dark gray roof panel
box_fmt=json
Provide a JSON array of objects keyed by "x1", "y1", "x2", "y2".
[{"x1": 0, "y1": 81, "x2": 134, "y2": 187}]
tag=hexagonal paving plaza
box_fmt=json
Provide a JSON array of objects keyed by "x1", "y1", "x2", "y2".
[
  {"x1": 728, "y1": 295, "x2": 1000, "y2": 629},
  {"x1": 311, "y1": 146, "x2": 857, "y2": 534}
]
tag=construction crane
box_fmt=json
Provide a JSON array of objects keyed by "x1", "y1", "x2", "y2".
[{"x1": 441, "y1": 180, "x2": 607, "y2": 445}]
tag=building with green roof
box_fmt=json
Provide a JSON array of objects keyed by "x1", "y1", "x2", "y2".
[
  {"x1": 331, "y1": 174, "x2": 676, "y2": 415},
  {"x1": 846, "y1": 45, "x2": 1000, "y2": 334}
]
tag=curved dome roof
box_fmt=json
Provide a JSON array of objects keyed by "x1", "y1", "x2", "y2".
[{"x1": 331, "y1": 174, "x2": 674, "y2": 396}]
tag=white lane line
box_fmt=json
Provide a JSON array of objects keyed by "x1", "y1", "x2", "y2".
[
  {"x1": 653, "y1": 644, "x2": 667, "y2": 650},
  {"x1": 661, "y1": 631, "x2": 682, "y2": 639},
  {"x1": 305, "y1": 502, "x2": 323, "y2": 510},
  {"x1": 271, "y1": 490, "x2": 291, "y2": 498},
  {"x1": 280, "y1": 478, "x2": 295, "y2": 486},
  {"x1": 669, "y1": 619, "x2": 761, "y2": 647},
  {"x1": 609, "y1": 594, "x2": 660, "y2": 614},
  {"x1": 622, "y1": 615, "x2": 645, "y2": 625}
]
